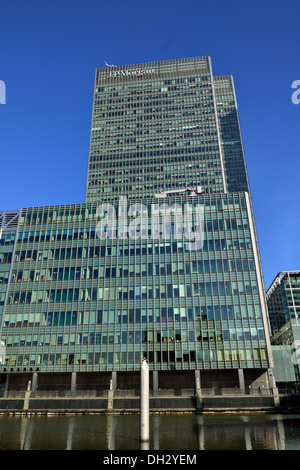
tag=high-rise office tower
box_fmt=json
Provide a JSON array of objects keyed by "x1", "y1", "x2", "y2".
[
  {"x1": 85, "y1": 57, "x2": 249, "y2": 203},
  {"x1": 0, "y1": 57, "x2": 274, "y2": 398}
]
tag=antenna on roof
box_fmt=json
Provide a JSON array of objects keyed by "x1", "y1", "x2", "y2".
[{"x1": 104, "y1": 61, "x2": 115, "y2": 67}]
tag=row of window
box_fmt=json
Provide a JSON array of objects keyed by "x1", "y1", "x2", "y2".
[
  {"x1": 93, "y1": 93, "x2": 215, "y2": 111},
  {"x1": 89, "y1": 147, "x2": 221, "y2": 163},
  {"x1": 13, "y1": 241, "x2": 252, "y2": 269},
  {"x1": 96, "y1": 72, "x2": 210, "y2": 91},
  {"x1": 4, "y1": 301, "x2": 262, "y2": 338},
  {"x1": 5, "y1": 322, "x2": 266, "y2": 346},
  {"x1": 9, "y1": 259, "x2": 256, "y2": 288},
  {"x1": 7, "y1": 278, "x2": 258, "y2": 306},
  {"x1": 4, "y1": 347, "x2": 268, "y2": 370},
  {"x1": 4, "y1": 299, "x2": 263, "y2": 328},
  {"x1": 16, "y1": 218, "x2": 249, "y2": 244},
  {"x1": 19, "y1": 193, "x2": 246, "y2": 224}
]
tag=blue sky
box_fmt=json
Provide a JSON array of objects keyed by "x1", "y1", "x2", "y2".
[{"x1": 0, "y1": 0, "x2": 299, "y2": 289}]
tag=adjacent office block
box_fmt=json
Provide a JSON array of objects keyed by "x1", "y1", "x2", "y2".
[
  {"x1": 267, "y1": 271, "x2": 300, "y2": 335},
  {"x1": 267, "y1": 272, "x2": 300, "y2": 390}
]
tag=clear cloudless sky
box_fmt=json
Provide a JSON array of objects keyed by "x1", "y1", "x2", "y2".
[{"x1": 0, "y1": 0, "x2": 299, "y2": 289}]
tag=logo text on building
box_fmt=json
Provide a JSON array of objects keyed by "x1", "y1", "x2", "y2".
[{"x1": 108, "y1": 68, "x2": 155, "y2": 78}]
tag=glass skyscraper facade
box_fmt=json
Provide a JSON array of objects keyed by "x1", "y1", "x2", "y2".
[
  {"x1": 85, "y1": 57, "x2": 247, "y2": 203},
  {"x1": 0, "y1": 57, "x2": 274, "y2": 394}
]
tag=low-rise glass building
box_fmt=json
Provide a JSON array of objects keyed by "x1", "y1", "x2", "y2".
[
  {"x1": 267, "y1": 271, "x2": 300, "y2": 335},
  {"x1": 0, "y1": 194, "x2": 273, "y2": 392},
  {"x1": 267, "y1": 272, "x2": 300, "y2": 391}
]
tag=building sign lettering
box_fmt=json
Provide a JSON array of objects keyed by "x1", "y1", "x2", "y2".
[{"x1": 108, "y1": 68, "x2": 155, "y2": 78}]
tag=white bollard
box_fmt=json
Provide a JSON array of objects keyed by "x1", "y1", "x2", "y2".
[{"x1": 140, "y1": 359, "x2": 149, "y2": 442}]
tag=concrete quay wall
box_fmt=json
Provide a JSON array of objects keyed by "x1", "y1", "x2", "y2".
[{"x1": 0, "y1": 395, "x2": 279, "y2": 414}]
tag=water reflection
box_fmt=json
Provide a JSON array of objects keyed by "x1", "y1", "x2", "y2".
[
  {"x1": 66, "y1": 417, "x2": 75, "y2": 450},
  {"x1": 1, "y1": 413, "x2": 300, "y2": 450},
  {"x1": 19, "y1": 417, "x2": 34, "y2": 450}
]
